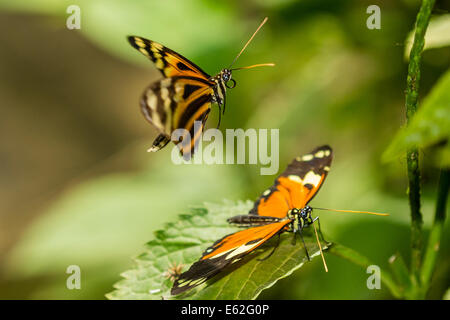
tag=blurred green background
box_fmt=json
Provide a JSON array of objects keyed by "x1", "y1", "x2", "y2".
[{"x1": 0, "y1": 0, "x2": 449, "y2": 299}]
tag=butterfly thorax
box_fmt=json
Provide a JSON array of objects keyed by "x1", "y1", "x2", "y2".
[{"x1": 288, "y1": 206, "x2": 313, "y2": 231}]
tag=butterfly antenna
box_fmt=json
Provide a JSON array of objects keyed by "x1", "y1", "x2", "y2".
[
  {"x1": 312, "y1": 207, "x2": 389, "y2": 216},
  {"x1": 313, "y1": 221, "x2": 328, "y2": 272},
  {"x1": 231, "y1": 63, "x2": 275, "y2": 71},
  {"x1": 229, "y1": 17, "x2": 269, "y2": 69}
]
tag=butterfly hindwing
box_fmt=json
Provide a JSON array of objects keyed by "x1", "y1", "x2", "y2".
[
  {"x1": 250, "y1": 145, "x2": 333, "y2": 217},
  {"x1": 140, "y1": 76, "x2": 214, "y2": 157},
  {"x1": 171, "y1": 220, "x2": 290, "y2": 295},
  {"x1": 128, "y1": 36, "x2": 211, "y2": 79}
]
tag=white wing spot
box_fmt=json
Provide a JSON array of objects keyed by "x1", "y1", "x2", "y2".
[
  {"x1": 189, "y1": 278, "x2": 206, "y2": 286},
  {"x1": 161, "y1": 87, "x2": 169, "y2": 101},
  {"x1": 225, "y1": 241, "x2": 263, "y2": 260},
  {"x1": 288, "y1": 175, "x2": 302, "y2": 183},
  {"x1": 315, "y1": 150, "x2": 325, "y2": 158},
  {"x1": 161, "y1": 78, "x2": 172, "y2": 88},
  {"x1": 146, "y1": 94, "x2": 158, "y2": 111},
  {"x1": 303, "y1": 171, "x2": 321, "y2": 187}
]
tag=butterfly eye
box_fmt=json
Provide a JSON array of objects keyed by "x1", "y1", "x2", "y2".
[{"x1": 225, "y1": 78, "x2": 236, "y2": 89}]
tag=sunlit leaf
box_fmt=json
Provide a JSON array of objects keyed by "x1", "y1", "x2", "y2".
[
  {"x1": 405, "y1": 14, "x2": 450, "y2": 60},
  {"x1": 383, "y1": 69, "x2": 450, "y2": 165}
]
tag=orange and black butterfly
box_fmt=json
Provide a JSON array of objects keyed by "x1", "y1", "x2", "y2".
[
  {"x1": 171, "y1": 145, "x2": 333, "y2": 295},
  {"x1": 128, "y1": 18, "x2": 274, "y2": 159}
]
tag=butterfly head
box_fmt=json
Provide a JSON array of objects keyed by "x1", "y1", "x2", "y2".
[
  {"x1": 220, "y1": 69, "x2": 236, "y2": 89},
  {"x1": 289, "y1": 206, "x2": 313, "y2": 230},
  {"x1": 300, "y1": 206, "x2": 313, "y2": 220}
]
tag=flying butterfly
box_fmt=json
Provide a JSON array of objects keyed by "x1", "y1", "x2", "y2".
[
  {"x1": 128, "y1": 17, "x2": 274, "y2": 159},
  {"x1": 171, "y1": 145, "x2": 389, "y2": 295}
]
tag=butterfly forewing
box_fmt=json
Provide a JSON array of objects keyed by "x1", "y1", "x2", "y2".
[
  {"x1": 171, "y1": 220, "x2": 290, "y2": 295},
  {"x1": 128, "y1": 36, "x2": 211, "y2": 79},
  {"x1": 250, "y1": 145, "x2": 333, "y2": 218}
]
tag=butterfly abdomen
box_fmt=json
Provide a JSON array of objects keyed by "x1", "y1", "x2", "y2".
[{"x1": 227, "y1": 215, "x2": 283, "y2": 227}]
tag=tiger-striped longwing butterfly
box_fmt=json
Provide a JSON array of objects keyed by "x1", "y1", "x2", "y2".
[
  {"x1": 171, "y1": 145, "x2": 388, "y2": 295},
  {"x1": 128, "y1": 17, "x2": 273, "y2": 159}
]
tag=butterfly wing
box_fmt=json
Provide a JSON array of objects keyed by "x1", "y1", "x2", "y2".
[
  {"x1": 250, "y1": 145, "x2": 333, "y2": 218},
  {"x1": 171, "y1": 220, "x2": 290, "y2": 295},
  {"x1": 128, "y1": 36, "x2": 211, "y2": 79},
  {"x1": 140, "y1": 76, "x2": 214, "y2": 157}
]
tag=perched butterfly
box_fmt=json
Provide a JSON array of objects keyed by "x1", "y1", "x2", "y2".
[
  {"x1": 128, "y1": 17, "x2": 274, "y2": 159},
  {"x1": 171, "y1": 145, "x2": 388, "y2": 295}
]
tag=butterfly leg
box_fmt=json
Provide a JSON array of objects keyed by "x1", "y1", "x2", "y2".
[
  {"x1": 148, "y1": 133, "x2": 171, "y2": 152},
  {"x1": 291, "y1": 228, "x2": 297, "y2": 246},
  {"x1": 298, "y1": 229, "x2": 311, "y2": 261},
  {"x1": 257, "y1": 233, "x2": 281, "y2": 261},
  {"x1": 216, "y1": 104, "x2": 222, "y2": 129}
]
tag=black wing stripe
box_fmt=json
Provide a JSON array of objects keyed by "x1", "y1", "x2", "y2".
[{"x1": 177, "y1": 93, "x2": 212, "y2": 130}]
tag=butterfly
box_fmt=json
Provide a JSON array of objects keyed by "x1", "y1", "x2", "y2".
[
  {"x1": 171, "y1": 145, "x2": 334, "y2": 295},
  {"x1": 128, "y1": 17, "x2": 274, "y2": 159}
]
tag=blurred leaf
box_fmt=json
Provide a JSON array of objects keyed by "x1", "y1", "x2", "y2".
[
  {"x1": 444, "y1": 288, "x2": 450, "y2": 300},
  {"x1": 405, "y1": 14, "x2": 450, "y2": 60},
  {"x1": 388, "y1": 253, "x2": 413, "y2": 295},
  {"x1": 383, "y1": 69, "x2": 450, "y2": 165},
  {"x1": 107, "y1": 201, "x2": 330, "y2": 300},
  {"x1": 4, "y1": 151, "x2": 244, "y2": 298},
  {"x1": 328, "y1": 244, "x2": 402, "y2": 298},
  {"x1": 0, "y1": 0, "x2": 242, "y2": 68}
]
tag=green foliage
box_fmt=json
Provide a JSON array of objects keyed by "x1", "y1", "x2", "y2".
[
  {"x1": 1, "y1": 0, "x2": 448, "y2": 300},
  {"x1": 107, "y1": 201, "x2": 330, "y2": 300},
  {"x1": 388, "y1": 253, "x2": 414, "y2": 298},
  {"x1": 383, "y1": 68, "x2": 450, "y2": 166}
]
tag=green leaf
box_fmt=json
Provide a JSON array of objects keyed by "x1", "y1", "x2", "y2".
[
  {"x1": 388, "y1": 253, "x2": 413, "y2": 296},
  {"x1": 444, "y1": 288, "x2": 450, "y2": 300},
  {"x1": 107, "y1": 201, "x2": 330, "y2": 300},
  {"x1": 404, "y1": 14, "x2": 450, "y2": 60},
  {"x1": 382, "y1": 68, "x2": 450, "y2": 165}
]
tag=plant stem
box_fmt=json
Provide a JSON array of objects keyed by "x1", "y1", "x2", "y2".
[
  {"x1": 405, "y1": 0, "x2": 435, "y2": 279},
  {"x1": 420, "y1": 169, "x2": 449, "y2": 294},
  {"x1": 328, "y1": 244, "x2": 402, "y2": 298}
]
